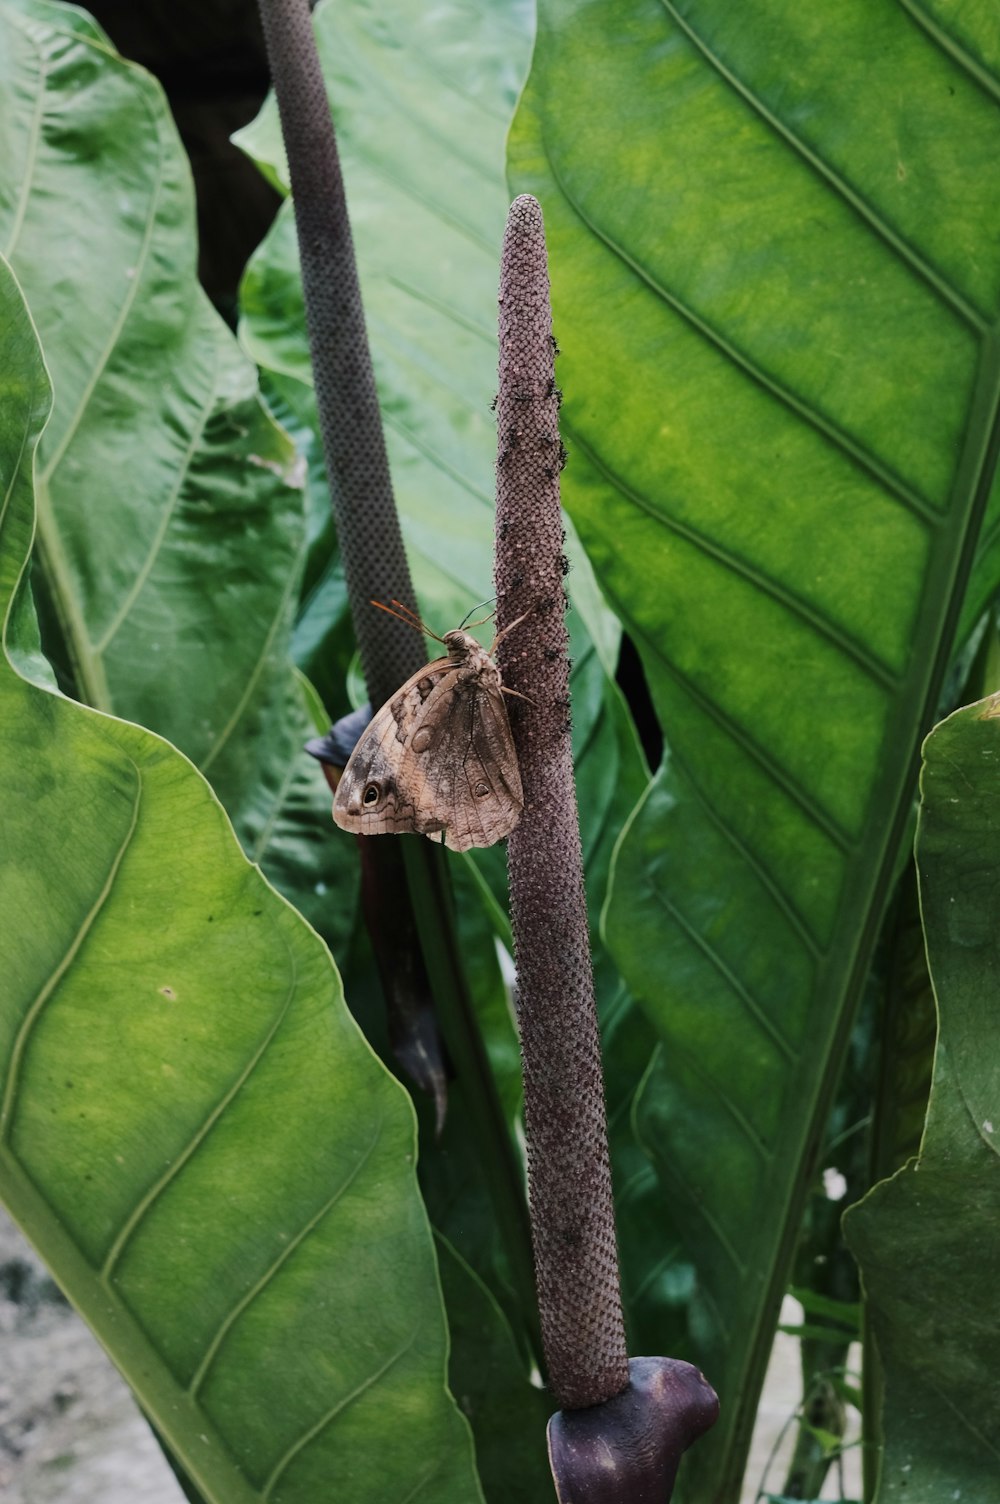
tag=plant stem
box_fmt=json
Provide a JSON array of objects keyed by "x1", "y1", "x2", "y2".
[
  {"x1": 493, "y1": 193, "x2": 629, "y2": 1412},
  {"x1": 255, "y1": 0, "x2": 421, "y2": 706}
]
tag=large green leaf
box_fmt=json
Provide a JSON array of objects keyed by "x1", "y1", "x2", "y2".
[
  {"x1": 0, "y1": 0, "x2": 352, "y2": 947},
  {"x1": 845, "y1": 694, "x2": 1000, "y2": 1499},
  {"x1": 509, "y1": 2, "x2": 1000, "y2": 1497},
  {"x1": 0, "y1": 255, "x2": 482, "y2": 1502}
]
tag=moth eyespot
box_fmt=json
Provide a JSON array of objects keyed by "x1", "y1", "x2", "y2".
[
  {"x1": 362, "y1": 783, "x2": 380, "y2": 806},
  {"x1": 474, "y1": 781, "x2": 490, "y2": 798}
]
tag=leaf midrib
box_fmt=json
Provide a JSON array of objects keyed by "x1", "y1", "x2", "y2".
[{"x1": 1, "y1": 14, "x2": 47, "y2": 266}]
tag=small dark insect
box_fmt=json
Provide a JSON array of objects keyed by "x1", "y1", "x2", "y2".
[
  {"x1": 498, "y1": 520, "x2": 511, "y2": 540},
  {"x1": 558, "y1": 553, "x2": 571, "y2": 577},
  {"x1": 550, "y1": 334, "x2": 561, "y2": 356},
  {"x1": 511, "y1": 570, "x2": 524, "y2": 588},
  {"x1": 558, "y1": 440, "x2": 569, "y2": 471},
  {"x1": 543, "y1": 647, "x2": 560, "y2": 662},
  {"x1": 489, "y1": 393, "x2": 498, "y2": 412}
]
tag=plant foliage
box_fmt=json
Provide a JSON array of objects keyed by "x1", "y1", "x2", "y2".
[{"x1": 2, "y1": 1, "x2": 1000, "y2": 1501}]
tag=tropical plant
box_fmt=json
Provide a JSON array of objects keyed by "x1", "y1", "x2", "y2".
[{"x1": 1, "y1": 1, "x2": 999, "y2": 1502}]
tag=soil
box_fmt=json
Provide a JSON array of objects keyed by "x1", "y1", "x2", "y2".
[{"x1": 0, "y1": 1210, "x2": 183, "y2": 1504}]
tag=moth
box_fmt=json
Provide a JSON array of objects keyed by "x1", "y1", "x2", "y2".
[{"x1": 333, "y1": 601, "x2": 526, "y2": 853}]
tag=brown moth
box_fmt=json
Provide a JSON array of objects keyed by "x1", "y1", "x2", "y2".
[{"x1": 333, "y1": 601, "x2": 525, "y2": 853}]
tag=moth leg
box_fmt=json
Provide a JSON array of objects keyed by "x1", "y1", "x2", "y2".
[
  {"x1": 501, "y1": 684, "x2": 537, "y2": 706},
  {"x1": 489, "y1": 611, "x2": 530, "y2": 653}
]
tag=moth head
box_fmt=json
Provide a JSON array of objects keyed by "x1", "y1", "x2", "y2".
[{"x1": 443, "y1": 629, "x2": 484, "y2": 660}]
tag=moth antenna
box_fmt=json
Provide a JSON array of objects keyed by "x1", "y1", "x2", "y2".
[
  {"x1": 370, "y1": 598, "x2": 445, "y2": 643},
  {"x1": 490, "y1": 610, "x2": 530, "y2": 653},
  {"x1": 459, "y1": 596, "x2": 497, "y2": 630},
  {"x1": 389, "y1": 597, "x2": 425, "y2": 625}
]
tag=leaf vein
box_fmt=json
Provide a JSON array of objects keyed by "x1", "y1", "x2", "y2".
[
  {"x1": 927, "y1": 1370, "x2": 1000, "y2": 1464},
  {"x1": 648, "y1": 886, "x2": 796, "y2": 1065},
  {"x1": 658, "y1": 1024, "x2": 779, "y2": 1160},
  {"x1": 657, "y1": 0, "x2": 989, "y2": 331},
  {"x1": 92, "y1": 341, "x2": 219, "y2": 655},
  {"x1": 188, "y1": 1119, "x2": 384, "y2": 1397},
  {"x1": 541, "y1": 134, "x2": 947, "y2": 526},
  {"x1": 626, "y1": 610, "x2": 856, "y2": 853},
  {"x1": 565, "y1": 420, "x2": 903, "y2": 692},
  {"x1": 665, "y1": 737, "x2": 825, "y2": 957},
  {"x1": 100, "y1": 931, "x2": 299, "y2": 1279},
  {"x1": 261, "y1": 1331, "x2": 417, "y2": 1499},
  {"x1": 639, "y1": 1141, "x2": 746, "y2": 1286},
  {"x1": 248, "y1": 743, "x2": 301, "y2": 866},
  {"x1": 2, "y1": 24, "x2": 47, "y2": 265},
  {"x1": 897, "y1": 0, "x2": 1000, "y2": 107},
  {"x1": 0, "y1": 756, "x2": 143, "y2": 1142},
  {"x1": 384, "y1": 273, "x2": 496, "y2": 347},
  {"x1": 380, "y1": 405, "x2": 492, "y2": 510},
  {"x1": 39, "y1": 78, "x2": 168, "y2": 483},
  {"x1": 199, "y1": 555, "x2": 300, "y2": 775}
]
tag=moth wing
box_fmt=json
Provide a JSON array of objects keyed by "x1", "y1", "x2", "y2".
[
  {"x1": 332, "y1": 656, "x2": 455, "y2": 840},
  {"x1": 332, "y1": 657, "x2": 522, "y2": 851},
  {"x1": 425, "y1": 670, "x2": 523, "y2": 852}
]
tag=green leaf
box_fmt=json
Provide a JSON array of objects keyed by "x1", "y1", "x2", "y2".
[
  {"x1": 0, "y1": 254, "x2": 483, "y2": 1502},
  {"x1": 0, "y1": 0, "x2": 352, "y2": 948},
  {"x1": 845, "y1": 693, "x2": 1000, "y2": 1500},
  {"x1": 260, "y1": 371, "x2": 353, "y2": 722},
  {"x1": 510, "y1": 2, "x2": 1000, "y2": 1496},
  {"x1": 777, "y1": 1323, "x2": 857, "y2": 1346},
  {"x1": 435, "y1": 1234, "x2": 554, "y2": 1503},
  {"x1": 788, "y1": 1287, "x2": 861, "y2": 1333},
  {"x1": 765, "y1": 1497, "x2": 860, "y2": 1504}
]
